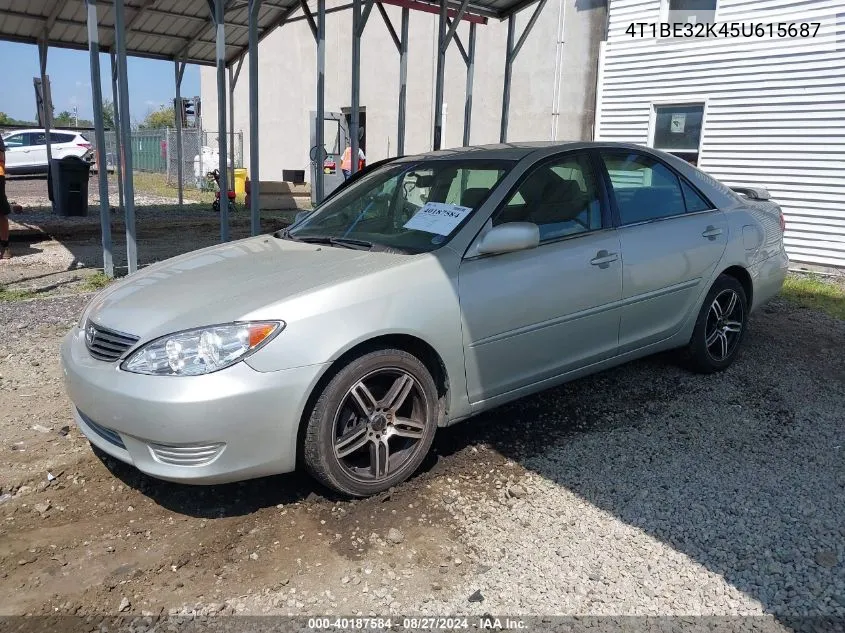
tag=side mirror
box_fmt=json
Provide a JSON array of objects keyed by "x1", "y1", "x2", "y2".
[{"x1": 475, "y1": 222, "x2": 540, "y2": 256}]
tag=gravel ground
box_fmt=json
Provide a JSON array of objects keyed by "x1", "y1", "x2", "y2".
[
  {"x1": 0, "y1": 289, "x2": 842, "y2": 626},
  {"x1": 2, "y1": 174, "x2": 296, "y2": 288},
  {"x1": 4, "y1": 174, "x2": 189, "y2": 208}
]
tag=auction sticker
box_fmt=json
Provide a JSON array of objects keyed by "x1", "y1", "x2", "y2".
[{"x1": 403, "y1": 202, "x2": 472, "y2": 236}]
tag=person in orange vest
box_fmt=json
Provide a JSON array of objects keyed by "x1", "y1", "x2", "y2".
[
  {"x1": 340, "y1": 144, "x2": 366, "y2": 181},
  {"x1": 0, "y1": 135, "x2": 11, "y2": 259}
]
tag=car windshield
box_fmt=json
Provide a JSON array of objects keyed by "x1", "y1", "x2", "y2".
[{"x1": 284, "y1": 159, "x2": 514, "y2": 253}]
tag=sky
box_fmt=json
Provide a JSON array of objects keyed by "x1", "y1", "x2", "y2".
[{"x1": 0, "y1": 41, "x2": 200, "y2": 126}]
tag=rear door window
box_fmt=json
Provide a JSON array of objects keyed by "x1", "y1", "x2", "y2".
[
  {"x1": 51, "y1": 133, "x2": 77, "y2": 143},
  {"x1": 680, "y1": 179, "x2": 713, "y2": 212},
  {"x1": 600, "y1": 151, "x2": 686, "y2": 225}
]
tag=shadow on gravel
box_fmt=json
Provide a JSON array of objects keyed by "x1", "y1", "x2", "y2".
[
  {"x1": 434, "y1": 302, "x2": 845, "y2": 621},
  {"x1": 92, "y1": 446, "x2": 323, "y2": 518}
]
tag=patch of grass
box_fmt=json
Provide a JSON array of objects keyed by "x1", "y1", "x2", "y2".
[
  {"x1": 0, "y1": 288, "x2": 38, "y2": 302},
  {"x1": 781, "y1": 273, "x2": 845, "y2": 320},
  {"x1": 130, "y1": 171, "x2": 216, "y2": 204},
  {"x1": 82, "y1": 272, "x2": 114, "y2": 292}
]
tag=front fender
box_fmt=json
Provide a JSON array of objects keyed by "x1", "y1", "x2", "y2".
[{"x1": 243, "y1": 252, "x2": 472, "y2": 421}]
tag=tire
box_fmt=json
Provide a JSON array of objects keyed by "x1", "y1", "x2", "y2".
[
  {"x1": 303, "y1": 348, "x2": 439, "y2": 497},
  {"x1": 684, "y1": 274, "x2": 749, "y2": 374}
]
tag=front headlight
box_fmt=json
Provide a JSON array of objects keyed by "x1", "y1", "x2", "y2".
[{"x1": 121, "y1": 321, "x2": 283, "y2": 376}]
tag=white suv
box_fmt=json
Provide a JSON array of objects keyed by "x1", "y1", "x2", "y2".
[{"x1": 1, "y1": 129, "x2": 94, "y2": 175}]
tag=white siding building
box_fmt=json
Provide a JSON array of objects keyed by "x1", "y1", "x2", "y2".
[{"x1": 594, "y1": 0, "x2": 845, "y2": 268}]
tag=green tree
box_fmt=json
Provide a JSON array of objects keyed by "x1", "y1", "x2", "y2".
[
  {"x1": 54, "y1": 110, "x2": 75, "y2": 126},
  {"x1": 102, "y1": 99, "x2": 116, "y2": 129},
  {"x1": 0, "y1": 112, "x2": 36, "y2": 127},
  {"x1": 139, "y1": 106, "x2": 175, "y2": 129}
]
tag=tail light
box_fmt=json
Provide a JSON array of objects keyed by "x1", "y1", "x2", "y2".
[
  {"x1": 77, "y1": 143, "x2": 92, "y2": 149},
  {"x1": 779, "y1": 210, "x2": 786, "y2": 233}
]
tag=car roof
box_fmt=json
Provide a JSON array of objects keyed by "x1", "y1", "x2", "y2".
[
  {"x1": 391, "y1": 141, "x2": 743, "y2": 210},
  {"x1": 396, "y1": 141, "x2": 679, "y2": 162},
  {"x1": 1, "y1": 128, "x2": 81, "y2": 135}
]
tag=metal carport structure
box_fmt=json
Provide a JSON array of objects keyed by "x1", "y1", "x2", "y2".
[{"x1": 0, "y1": 0, "x2": 545, "y2": 277}]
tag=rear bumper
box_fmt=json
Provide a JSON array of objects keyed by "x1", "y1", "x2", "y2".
[
  {"x1": 751, "y1": 248, "x2": 789, "y2": 312},
  {"x1": 61, "y1": 326, "x2": 327, "y2": 484}
]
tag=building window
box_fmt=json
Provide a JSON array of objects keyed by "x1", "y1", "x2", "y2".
[
  {"x1": 668, "y1": 0, "x2": 716, "y2": 24},
  {"x1": 652, "y1": 103, "x2": 704, "y2": 166}
]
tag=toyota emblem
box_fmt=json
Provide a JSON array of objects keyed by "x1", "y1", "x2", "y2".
[{"x1": 86, "y1": 324, "x2": 96, "y2": 346}]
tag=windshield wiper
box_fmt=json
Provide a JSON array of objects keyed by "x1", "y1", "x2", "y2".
[{"x1": 290, "y1": 235, "x2": 374, "y2": 250}]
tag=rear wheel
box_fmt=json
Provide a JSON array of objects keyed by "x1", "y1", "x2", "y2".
[
  {"x1": 303, "y1": 348, "x2": 439, "y2": 497},
  {"x1": 684, "y1": 274, "x2": 748, "y2": 373}
]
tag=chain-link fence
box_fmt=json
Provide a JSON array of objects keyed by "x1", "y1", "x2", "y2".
[{"x1": 98, "y1": 128, "x2": 243, "y2": 190}]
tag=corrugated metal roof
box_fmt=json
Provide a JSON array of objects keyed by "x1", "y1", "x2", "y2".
[{"x1": 0, "y1": 0, "x2": 534, "y2": 67}]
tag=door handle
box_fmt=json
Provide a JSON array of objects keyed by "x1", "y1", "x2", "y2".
[
  {"x1": 590, "y1": 250, "x2": 618, "y2": 268},
  {"x1": 702, "y1": 226, "x2": 723, "y2": 240}
]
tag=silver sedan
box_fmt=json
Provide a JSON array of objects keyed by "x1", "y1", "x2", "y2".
[{"x1": 61, "y1": 142, "x2": 788, "y2": 496}]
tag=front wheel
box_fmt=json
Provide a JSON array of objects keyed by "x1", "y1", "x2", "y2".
[
  {"x1": 684, "y1": 274, "x2": 748, "y2": 373},
  {"x1": 303, "y1": 348, "x2": 439, "y2": 497}
]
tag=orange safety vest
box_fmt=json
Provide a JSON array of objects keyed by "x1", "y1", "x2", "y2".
[
  {"x1": 340, "y1": 147, "x2": 352, "y2": 171},
  {"x1": 341, "y1": 147, "x2": 365, "y2": 172}
]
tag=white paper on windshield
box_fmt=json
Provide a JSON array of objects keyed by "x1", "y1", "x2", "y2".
[{"x1": 403, "y1": 202, "x2": 472, "y2": 236}]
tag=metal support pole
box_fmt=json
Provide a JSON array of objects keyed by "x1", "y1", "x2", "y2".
[
  {"x1": 174, "y1": 60, "x2": 185, "y2": 210},
  {"x1": 432, "y1": 0, "x2": 447, "y2": 151},
  {"x1": 248, "y1": 0, "x2": 262, "y2": 236},
  {"x1": 398, "y1": 7, "x2": 408, "y2": 156},
  {"x1": 463, "y1": 21, "x2": 475, "y2": 147},
  {"x1": 351, "y1": 0, "x2": 361, "y2": 175},
  {"x1": 214, "y1": 0, "x2": 230, "y2": 241},
  {"x1": 500, "y1": 14, "x2": 515, "y2": 143},
  {"x1": 228, "y1": 64, "x2": 236, "y2": 176},
  {"x1": 114, "y1": 0, "x2": 138, "y2": 273},
  {"x1": 110, "y1": 51, "x2": 125, "y2": 214},
  {"x1": 86, "y1": 0, "x2": 114, "y2": 278},
  {"x1": 37, "y1": 39, "x2": 54, "y2": 199},
  {"x1": 315, "y1": 0, "x2": 326, "y2": 203}
]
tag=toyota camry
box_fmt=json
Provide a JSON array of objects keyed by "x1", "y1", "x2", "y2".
[{"x1": 61, "y1": 142, "x2": 788, "y2": 496}]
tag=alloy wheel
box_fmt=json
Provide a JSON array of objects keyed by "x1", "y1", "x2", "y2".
[
  {"x1": 332, "y1": 368, "x2": 429, "y2": 482},
  {"x1": 705, "y1": 289, "x2": 744, "y2": 362}
]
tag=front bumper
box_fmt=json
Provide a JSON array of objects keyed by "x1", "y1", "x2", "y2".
[{"x1": 60, "y1": 326, "x2": 327, "y2": 484}]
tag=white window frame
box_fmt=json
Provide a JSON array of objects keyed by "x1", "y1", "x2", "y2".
[
  {"x1": 660, "y1": 0, "x2": 719, "y2": 24},
  {"x1": 648, "y1": 98, "x2": 708, "y2": 166}
]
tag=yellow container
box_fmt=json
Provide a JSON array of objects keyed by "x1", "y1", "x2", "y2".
[{"x1": 233, "y1": 168, "x2": 248, "y2": 202}]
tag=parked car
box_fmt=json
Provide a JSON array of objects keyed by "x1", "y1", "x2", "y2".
[
  {"x1": 61, "y1": 142, "x2": 788, "y2": 496},
  {"x1": 1, "y1": 128, "x2": 94, "y2": 174}
]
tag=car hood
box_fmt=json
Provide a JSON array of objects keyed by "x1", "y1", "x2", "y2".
[{"x1": 84, "y1": 236, "x2": 413, "y2": 341}]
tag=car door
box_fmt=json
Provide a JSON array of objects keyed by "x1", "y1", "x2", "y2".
[
  {"x1": 459, "y1": 151, "x2": 622, "y2": 404},
  {"x1": 50, "y1": 132, "x2": 74, "y2": 159},
  {"x1": 28, "y1": 131, "x2": 48, "y2": 170},
  {"x1": 598, "y1": 149, "x2": 728, "y2": 353},
  {"x1": 2, "y1": 133, "x2": 32, "y2": 170}
]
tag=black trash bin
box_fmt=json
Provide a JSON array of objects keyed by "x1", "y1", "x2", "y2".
[{"x1": 51, "y1": 156, "x2": 91, "y2": 216}]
